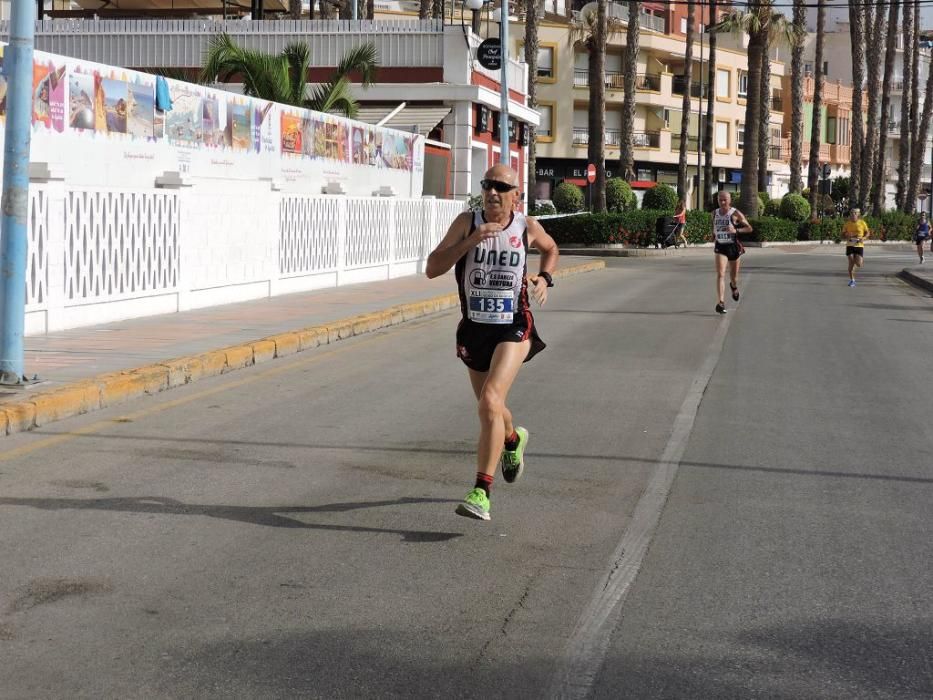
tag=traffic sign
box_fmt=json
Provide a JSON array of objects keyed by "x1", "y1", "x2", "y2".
[
  {"x1": 477, "y1": 38, "x2": 502, "y2": 71},
  {"x1": 586, "y1": 163, "x2": 596, "y2": 184}
]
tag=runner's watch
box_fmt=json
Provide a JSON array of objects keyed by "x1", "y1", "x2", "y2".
[{"x1": 537, "y1": 271, "x2": 554, "y2": 287}]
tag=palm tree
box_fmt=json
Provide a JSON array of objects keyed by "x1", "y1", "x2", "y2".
[
  {"x1": 789, "y1": 0, "x2": 805, "y2": 193},
  {"x1": 713, "y1": 2, "x2": 796, "y2": 218},
  {"x1": 570, "y1": 4, "x2": 621, "y2": 211},
  {"x1": 861, "y1": 0, "x2": 883, "y2": 210},
  {"x1": 702, "y1": 0, "x2": 717, "y2": 210},
  {"x1": 897, "y1": 0, "x2": 914, "y2": 210},
  {"x1": 620, "y1": 1, "x2": 640, "y2": 184},
  {"x1": 872, "y1": 0, "x2": 900, "y2": 214},
  {"x1": 524, "y1": 0, "x2": 541, "y2": 207},
  {"x1": 200, "y1": 34, "x2": 377, "y2": 118},
  {"x1": 907, "y1": 2, "x2": 925, "y2": 211},
  {"x1": 289, "y1": 0, "x2": 302, "y2": 19},
  {"x1": 757, "y1": 37, "x2": 771, "y2": 194},
  {"x1": 807, "y1": 0, "x2": 825, "y2": 216},
  {"x1": 848, "y1": 2, "x2": 866, "y2": 207},
  {"x1": 908, "y1": 38, "x2": 933, "y2": 213},
  {"x1": 419, "y1": 0, "x2": 431, "y2": 20},
  {"x1": 677, "y1": 0, "x2": 695, "y2": 201}
]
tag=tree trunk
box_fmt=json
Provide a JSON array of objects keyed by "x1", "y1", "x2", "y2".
[
  {"x1": 741, "y1": 13, "x2": 766, "y2": 219},
  {"x1": 897, "y1": 0, "x2": 914, "y2": 210},
  {"x1": 909, "y1": 57, "x2": 933, "y2": 216},
  {"x1": 702, "y1": 0, "x2": 716, "y2": 210},
  {"x1": 289, "y1": 0, "x2": 302, "y2": 19},
  {"x1": 432, "y1": 0, "x2": 444, "y2": 20},
  {"x1": 366, "y1": 0, "x2": 374, "y2": 19},
  {"x1": 872, "y1": 0, "x2": 899, "y2": 215},
  {"x1": 620, "y1": 1, "x2": 640, "y2": 183},
  {"x1": 419, "y1": 0, "x2": 431, "y2": 19},
  {"x1": 677, "y1": 0, "x2": 695, "y2": 200},
  {"x1": 861, "y1": 0, "x2": 884, "y2": 210},
  {"x1": 907, "y1": 0, "x2": 922, "y2": 210},
  {"x1": 848, "y1": 3, "x2": 865, "y2": 207},
  {"x1": 807, "y1": 0, "x2": 825, "y2": 216},
  {"x1": 757, "y1": 42, "x2": 771, "y2": 195},
  {"x1": 524, "y1": 0, "x2": 540, "y2": 207},
  {"x1": 790, "y1": 0, "x2": 805, "y2": 193},
  {"x1": 588, "y1": 0, "x2": 608, "y2": 212}
]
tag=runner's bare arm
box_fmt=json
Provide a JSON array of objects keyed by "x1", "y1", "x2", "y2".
[
  {"x1": 733, "y1": 210, "x2": 753, "y2": 234},
  {"x1": 425, "y1": 212, "x2": 500, "y2": 279},
  {"x1": 526, "y1": 216, "x2": 559, "y2": 306}
]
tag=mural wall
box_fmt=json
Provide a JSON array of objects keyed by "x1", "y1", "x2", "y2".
[{"x1": 0, "y1": 45, "x2": 425, "y2": 197}]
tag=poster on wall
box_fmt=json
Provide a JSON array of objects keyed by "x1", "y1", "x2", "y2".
[
  {"x1": 165, "y1": 81, "x2": 202, "y2": 145},
  {"x1": 227, "y1": 101, "x2": 251, "y2": 150},
  {"x1": 127, "y1": 79, "x2": 154, "y2": 138},
  {"x1": 68, "y1": 70, "x2": 95, "y2": 130},
  {"x1": 281, "y1": 111, "x2": 302, "y2": 155},
  {"x1": 32, "y1": 60, "x2": 66, "y2": 132}
]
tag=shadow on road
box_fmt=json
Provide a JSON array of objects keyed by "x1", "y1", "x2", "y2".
[{"x1": 0, "y1": 495, "x2": 461, "y2": 542}]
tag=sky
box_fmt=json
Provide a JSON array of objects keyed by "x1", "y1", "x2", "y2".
[{"x1": 806, "y1": 1, "x2": 933, "y2": 31}]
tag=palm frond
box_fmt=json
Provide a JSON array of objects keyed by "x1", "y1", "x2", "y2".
[
  {"x1": 305, "y1": 76, "x2": 358, "y2": 117},
  {"x1": 282, "y1": 41, "x2": 312, "y2": 104},
  {"x1": 333, "y1": 43, "x2": 378, "y2": 87}
]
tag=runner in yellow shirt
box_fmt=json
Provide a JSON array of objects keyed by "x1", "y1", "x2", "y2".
[{"x1": 842, "y1": 208, "x2": 870, "y2": 287}]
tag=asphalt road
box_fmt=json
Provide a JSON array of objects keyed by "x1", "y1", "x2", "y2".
[{"x1": 0, "y1": 246, "x2": 930, "y2": 699}]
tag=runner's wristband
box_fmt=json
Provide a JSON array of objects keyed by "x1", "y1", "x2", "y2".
[{"x1": 538, "y1": 271, "x2": 554, "y2": 287}]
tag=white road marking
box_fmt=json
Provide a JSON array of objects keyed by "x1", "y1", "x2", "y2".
[{"x1": 547, "y1": 282, "x2": 739, "y2": 699}]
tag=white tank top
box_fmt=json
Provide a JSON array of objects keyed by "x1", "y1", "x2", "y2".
[
  {"x1": 456, "y1": 211, "x2": 530, "y2": 325},
  {"x1": 714, "y1": 207, "x2": 737, "y2": 243}
]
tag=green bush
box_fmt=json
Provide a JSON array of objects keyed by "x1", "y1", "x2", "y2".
[
  {"x1": 780, "y1": 193, "x2": 811, "y2": 222},
  {"x1": 606, "y1": 178, "x2": 637, "y2": 212},
  {"x1": 818, "y1": 194, "x2": 835, "y2": 216},
  {"x1": 731, "y1": 190, "x2": 766, "y2": 215},
  {"x1": 553, "y1": 182, "x2": 584, "y2": 213},
  {"x1": 642, "y1": 183, "x2": 678, "y2": 211},
  {"x1": 749, "y1": 217, "x2": 799, "y2": 242},
  {"x1": 878, "y1": 210, "x2": 918, "y2": 240},
  {"x1": 468, "y1": 194, "x2": 483, "y2": 211},
  {"x1": 685, "y1": 210, "x2": 713, "y2": 244},
  {"x1": 530, "y1": 201, "x2": 557, "y2": 216},
  {"x1": 763, "y1": 198, "x2": 782, "y2": 217},
  {"x1": 832, "y1": 177, "x2": 850, "y2": 201},
  {"x1": 805, "y1": 217, "x2": 844, "y2": 242},
  {"x1": 540, "y1": 209, "x2": 667, "y2": 246}
]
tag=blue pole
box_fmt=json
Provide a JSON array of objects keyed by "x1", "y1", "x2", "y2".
[
  {"x1": 498, "y1": 0, "x2": 509, "y2": 165},
  {"x1": 0, "y1": 0, "x2": 36, "y2": 385}
]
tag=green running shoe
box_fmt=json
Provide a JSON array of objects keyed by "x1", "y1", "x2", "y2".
[
  {"x1": 455, "y1": 487, "x2": 491, "y2": 521},
  {"x1": 500, "y1": 426, "x2": 528, "y2": 483}
]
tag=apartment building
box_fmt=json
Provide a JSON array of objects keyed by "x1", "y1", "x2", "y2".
[
  {"x1": 805, "y1": 17, "x2": 933, "y2": 208},
  {"x1": 512, "y1": 1, "x2": 789, "y2": 208}
]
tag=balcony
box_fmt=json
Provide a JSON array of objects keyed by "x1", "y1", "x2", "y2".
[
  {"x1": 888, "y1": 120, "x2": 902, "y2": 134},
  {"x1": 803, "y1": 141, "x2": 831, "y2": 161},
  {"x1": 571, "y1": 3, "x2": 666, "y2": 32},
  {"x1": 803, "y1": 76, "x2": 855, "y2": 105},
  {"x1": 830, "y1": 144, "x2": 851, "y2": 164},
  {"x1": 671, "y1": 75, "x2": 707, "y2": 98},
  {"x1": 636, "y1": 73, "x2": 661, "y2": 92},
  {"x1": 772, "y1": 91, "x2": 784, "y2": 112},
  {"x1": 573, "y1": 69, "x2": 626, "y2": 89},
  {"x1": 571, "y1": 128, "x2": 659, "y2": 148}
]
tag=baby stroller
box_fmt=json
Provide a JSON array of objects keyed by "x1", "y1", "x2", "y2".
[{"x1": 655, "y1": 215, "x2": 683, "y2": 249}]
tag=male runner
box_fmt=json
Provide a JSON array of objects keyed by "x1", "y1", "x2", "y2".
[
  {"x1": 914, "y1": 212, "x2": 930, "y2": 264},
  {"x1": 843, "y1": 208, "x2": 870, "y2": 286},
  {"x1": 426, "y1": 164, "x2": 559, "y2": 521},
  {"x1": 712, "y1": 191, "x2": 753, "y2": 314}
]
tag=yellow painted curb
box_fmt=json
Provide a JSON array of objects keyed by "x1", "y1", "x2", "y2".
[{"x1": 0, "y1": 261, "x2": 605, "y2": 438}]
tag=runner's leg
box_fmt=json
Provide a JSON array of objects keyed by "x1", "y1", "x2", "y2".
[
  {"x1": 469, "y1": 368, "x2": 515, "y2": 448},
  {"x1": 473, "y1": 341, "x2": 530, "y2": 478},
  {"x1": 715, "y1": 253, "x2": 727, "y2": 304}
]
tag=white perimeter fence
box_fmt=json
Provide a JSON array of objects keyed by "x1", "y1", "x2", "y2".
[{"x1": 23, "y1": 184, "x2": 464, "y2": 336}]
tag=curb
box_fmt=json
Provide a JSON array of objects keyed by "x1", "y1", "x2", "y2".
[
  {"x1": 898, "y1": 268, "x2": 933, "y2": 295},
  {"x1": 0, "y1": 260, "x2": 606, "y2": 438}
]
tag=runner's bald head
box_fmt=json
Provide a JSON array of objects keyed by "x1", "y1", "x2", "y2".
[{"x1": 484, "y1": 164, "x2": 518, "y2": 187}]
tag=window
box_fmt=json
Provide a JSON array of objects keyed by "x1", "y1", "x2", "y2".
[
  {"x1": 737, "y1": 122, "x2": 745, "y2": 150},
  {"x1": 716, "y1": 121, "x2": 729, "y2": 150},
  {"x1": 838, "y1": 117, "x2": 850, "y2": 146},
  {"x1": 716, "y1": 69, "x2": 730, "y2": 99},
  {"x1": 537, "y1": 104, "x2": 554, "y2": 138},
  {"x1": 680, "y1": 17, "x2": 687, "y2": 33},
  {"x1": 738, "y1": 71, "x2": 748, "y2": 99},
  {"x1": 827, "y1": 117, "x2": 837, "y2": 144},
  {"x1": 637, "y1": 168, "x2": 653, "y2": 181},
  {"x1": 804, "y1": 62, "x2": 813, "y2": 75},
  {"x1": 537, "y1": 46, "x2": 555, "y2": 80}
]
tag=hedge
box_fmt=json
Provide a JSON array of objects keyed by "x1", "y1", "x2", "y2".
[
  {"x1": 748, "y1": 217, "x2": 799, "y2": 242},
  {"x1": 540, "y1": 209, "x2": 667, "y2": 246},
  {"x1": 606, "y1": 178, "x2": 637, "y2": 212},
  {"x1": 642, "y1": 183, "x2": 678, "y2": 211},
  {"x1": 803, "y1": 212, "x2": 920, "y2": 242},
  {"x1": 554, "y1": 182, "x2": 585, "y2": 213}
]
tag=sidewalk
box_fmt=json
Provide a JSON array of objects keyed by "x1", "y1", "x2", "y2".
[
  {"x1": 900, "y1": 262, "x2": 933, "y2": 295},
  {"x1": 0, "y1": 259, "x2": 605, "y2": 437}
]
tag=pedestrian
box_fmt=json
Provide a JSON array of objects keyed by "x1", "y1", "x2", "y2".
[
  {"x1": 914, "y1": 212, "x2": 930, "y2": 264},
  {"x1": 673, "y1": 198, "x2": 688, "y2": 247},
  {"x1": 712, "y1": 191, "x2": 753, "y2": 314},
  {"x1": 425, "y1": 164, "x2": 560, "y2": 521},
  {"x1": 843, "y1": 208, "x2": 870, "y2": 287}
]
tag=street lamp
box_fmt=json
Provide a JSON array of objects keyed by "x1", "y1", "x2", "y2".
[{"x1": 465, "y1": 0, "x2": 483, "y2": 34}]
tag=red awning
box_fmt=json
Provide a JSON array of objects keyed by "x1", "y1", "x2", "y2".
[
  {"x1": 629, "y1": 180, "x2": 657, "y2": 189},
  {"x1": 565, "y1": 177, "x2": 588, "y2": 186}
]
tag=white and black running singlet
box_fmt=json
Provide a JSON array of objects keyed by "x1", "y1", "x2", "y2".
[
  {"x1": 456, "y1": 211, "x2": 532, "y2": 325},
  {"x1": 713, "y1": 207, "x2": 738, "y2": 244}
]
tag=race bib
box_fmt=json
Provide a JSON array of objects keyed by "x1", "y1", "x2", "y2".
[
  {"x1": 468, "y1": 289, "x2": 514, "y2": 324},
  {"x1": 715, "y1": 228, "x2": 733, "y2": 243}
]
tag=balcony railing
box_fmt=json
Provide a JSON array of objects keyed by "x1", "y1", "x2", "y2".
[
  {"x1": 633, "y1": 130, "x2": 661, "y2": 148},
  {"x1": 571, "y1": 4, "x2": 666, "y2": 32},
  {"x1": 573, "y1": 128, "x2": 622, "y2": 147},
  {"x1": 888, "y1": 120, "x2": 901, "y2": 134},
  {"x1": 573, "y1": 69, "x2": 626, "y2": 89},
  {"x1": 671, "y1": 75, "x2": 707, "y2": 98},
  {"x1": 636, "y1": 73, "x2": 661, "y2": 91}
]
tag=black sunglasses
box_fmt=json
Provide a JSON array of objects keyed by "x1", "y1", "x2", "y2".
[{"x1": 481, "y1": 179, "x2": 517, "y2": 193}]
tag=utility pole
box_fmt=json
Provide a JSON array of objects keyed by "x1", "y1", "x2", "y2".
[
  {"x1": 498, "y1": 0, "x2": 510, "y2": 165},
  {"x1": 0, "y1": 0, "x2": 36, "y2": 386}
]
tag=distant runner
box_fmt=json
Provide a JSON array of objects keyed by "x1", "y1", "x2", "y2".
[
  {"x1": 915, "y1": 212, "x2": 930, "y2": 264},
  {"x1": 843, "y1": 208, "x2": 870, "y2": 287},
  {"x1": 425, "y1": 164, "x2": 559, "y2": 521},
  {"x1": 712, "y1": 191, "x2": 753, "y2": 314}
]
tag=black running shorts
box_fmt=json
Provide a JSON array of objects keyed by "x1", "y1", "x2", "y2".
[
  {"x1": 455, "y1": 317, "x2": 546, "y2": 372},
  {"x1": 845, "y1": 246, "x2": 864, "y2": 257},
  {"x1": 714, "y1": 242, "x2": 744, "y2": 261}
]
